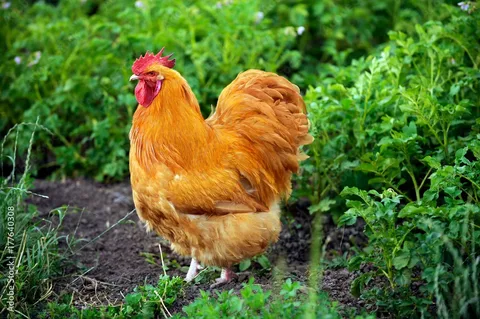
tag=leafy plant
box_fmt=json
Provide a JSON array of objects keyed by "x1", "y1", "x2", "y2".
[
  {"x1": 303, "y1": 6, "x2": 480, "y2": 217},
  {"x1": 176, "y1": 278, "x2": 373, "y2": 319},
  {"x1": 304, "y1": 5, "x2": 480, "y2": 317},
  {"x1": 276, "y1": 0, "x2": 456, "y2": 87}
]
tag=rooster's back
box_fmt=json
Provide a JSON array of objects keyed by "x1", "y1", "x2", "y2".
[{"x1": 207, "y1": 70, "x2": 313, "y2": 208}]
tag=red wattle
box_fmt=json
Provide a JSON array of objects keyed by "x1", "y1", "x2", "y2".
[{"x1": 135, "y1": 80, "x2": 162, "y2": 107}]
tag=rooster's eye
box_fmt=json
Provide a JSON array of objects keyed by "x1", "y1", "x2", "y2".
[{"x1": 146, "y1": 71, "x2": 156, "y2": 76}]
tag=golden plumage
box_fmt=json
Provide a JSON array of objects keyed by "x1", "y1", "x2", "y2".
[{"x1": 129, "y1": 64, "x2": 312, "y2": 270}]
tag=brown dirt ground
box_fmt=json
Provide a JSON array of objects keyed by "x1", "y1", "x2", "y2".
[{"x1": 28, "y1": 178, "x2": 367, "y2": 314}]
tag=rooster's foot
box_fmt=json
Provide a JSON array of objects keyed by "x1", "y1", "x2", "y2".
[
  {"x1": 210, "y1": 268, "x2": 238, "y2": 289},
  {"x1": 185, "y1": 258, "x2": 202, "y2": 282}
]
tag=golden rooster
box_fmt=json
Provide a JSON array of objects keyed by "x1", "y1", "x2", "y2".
[{"x1": 129, "y1": 49, "x2": 313, "y2": 286}]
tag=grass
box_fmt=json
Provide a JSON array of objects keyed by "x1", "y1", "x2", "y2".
[
  {"x1": 0, "y1": 121, "x2": 73, "y2": 317},
  {"x1": 40, "y1": 275, "x2": 185, "y2": 319}
]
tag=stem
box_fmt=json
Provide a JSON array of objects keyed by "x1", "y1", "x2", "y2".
[
  {"x1": 319, "y1": 184, "x2": 331, "y2": 199},
  {"x1": 381, "y1": 253, "x2": 396, "y2": 289},
  {"x1": 392, "y1": 227, "x2": 414, "y2": 256},
  {"x1": 360, "y1": 71, "x2": 374, "y2": 139},
  {"x1": 305, "y1": 214, "x2": 324, "y2": 319},
  {"x1": 458, "y1": 174, "x2": 480, "y2": 191},
  {"x1": 323, "y1": 171, "x2": 339, "y2": 193},
  {"x1": 443, "y1": 124, "x2": 449, "y2": 160},
  {"x1": 430, "y1": 52, "x2": 434, "y2": 94},
  {"x1": 407, "y1": 168, "x2": 420, "y2": 202},
  {"x1": 418, "y1": 167, "x2": 433, "y2": 192},
  {"x1": 404, "y1": 148, "x2": 421, "y2": 202}
]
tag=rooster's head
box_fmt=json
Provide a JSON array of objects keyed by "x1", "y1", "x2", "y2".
[{"x1": 130, "y1": 48, "x2": 176, "y2": 107}]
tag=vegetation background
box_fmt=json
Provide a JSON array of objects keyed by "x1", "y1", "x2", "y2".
[{"x1": 0, "y1": 0, "x2": 479, "y2": 318}]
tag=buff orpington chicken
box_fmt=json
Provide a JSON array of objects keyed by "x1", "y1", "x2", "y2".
[{"x1": 128, "y1": 48, "x2": 313, "y2": 286}]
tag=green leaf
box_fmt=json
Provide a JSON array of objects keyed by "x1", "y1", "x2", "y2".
[
  {"x1": 255, "y1": 255, "x2": 271, "y2": 270},
  {"x1": 395, "y1": 268, "x2": 412, "y2": 286},
  {"x1": 448, "y1": 221, "x2": 459, "y2": 238},
  {"x1": 239, "y1": 259, "x2": 252, "y2": 272},
  {"x1": 422, "y1": 156, "x2": 441, "y2": 169},
  {"x1": 455, "y1": 147, "x2": 470, "y2": 164},
  {"x1": 350, "y1": 273, "x2": 372, "y2": 297},
  {"x1": 125, "y1": 293, "x2": 142, "y2": 306},
  {"x1": 308, "y1": 198, "x2": 336, "y2": 214},
  {"x1": 415, "y1": 24, "x2": 426, "y2": 37},
  {"x1": 449, "y1": 84, "x2": 460, "y2": 96},
  {"x1": 393, "y1": 248, "x2": 411, "y2": 270},
  {"x1": 399, "y1": 203, "x2": 425, "y2": 218},
  {"x1": 338, "y1": 214, "x2": 357, "y2": 226},
  {"x1": 402, "y1": 121, "x2": 417, "y2": 138},
  {"x1": 330, "y1": 83, "x2": 347, "y2": 93},
  {"x1": 340, "y1": 187, "x2": 369, "y2": 202},
  {"x1": 347, "y1": 255, "x2": 363, "y2": 271}
]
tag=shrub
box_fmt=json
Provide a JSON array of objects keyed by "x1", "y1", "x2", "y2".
[
  {"x1": 304, "y1": 6, "x2": 480, "y2": 317},
  {"x1": 279, "y1": 0, "x2": 456, "y2": 87}
]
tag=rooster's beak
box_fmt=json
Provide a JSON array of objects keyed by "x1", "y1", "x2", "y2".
[{"x1": 129, "y1": 74, "x2": 139, "y2": 81}]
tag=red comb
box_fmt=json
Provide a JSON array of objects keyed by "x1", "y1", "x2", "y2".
[{"x1": 132, "y1": 48, "x2": 175, "y2": 74}]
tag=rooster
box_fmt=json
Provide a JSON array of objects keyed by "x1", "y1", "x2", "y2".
[{"x1": 129, "y1": 49, "x2": 313, "y2": 286}]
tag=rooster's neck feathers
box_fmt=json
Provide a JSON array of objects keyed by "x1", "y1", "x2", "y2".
[{"x1": 130, "y1": 76, "x2": 208, "y2": 172}]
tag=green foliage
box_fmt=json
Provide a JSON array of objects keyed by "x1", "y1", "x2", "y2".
[
  {"x1": 304, "y1": 6, "x2": 480, "y2": 317},
  {"x1": 175, "y1": 278, "x2": 372, "y2": 319},
  {"x1": 341, "y1": 184, "x2": 479, "y2": 317},
  {"x1": 304, "y1": 7, "x2": 480, "y2": 215},
  {"x1": 279, "y1": 0, "x2": 456, "y2": 87},
  {"x1": 0, "y1": 0, "x2": 454, "y2": 182},
  {"x1": 41, "y1": 275, "x2": 184, "y2": 319},
  {"x1": 41, "y1": 277, "x2": 373, "y2": 319},
  {"x1": 1, "y1": 0, "x2": 298, "y2": 181},
  {"x1": 2, "y1": 1, "x2": 480, "y2": 318},
  {"x1": 238, "y1": 254, "x2": 271, "y2": 272}
]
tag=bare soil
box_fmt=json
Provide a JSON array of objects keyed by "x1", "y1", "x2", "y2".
[{"x1": 28, "y1": 178, "x2": 366, "y2": 314}]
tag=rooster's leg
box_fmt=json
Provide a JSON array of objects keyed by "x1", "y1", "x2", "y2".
[
  {"x1": 210, "y1": 268, "x2": 238, "y2": 288},
  {"x1": 185, "y1": 258, "x2": 201, "y2": 282}
]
